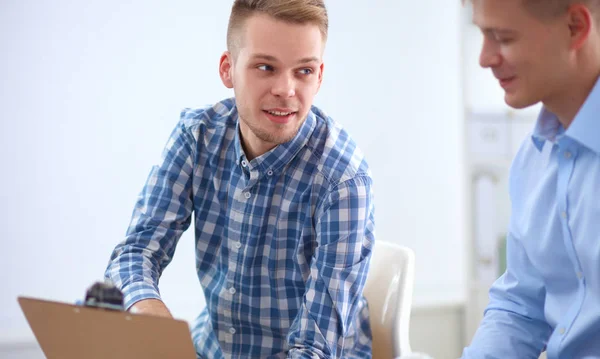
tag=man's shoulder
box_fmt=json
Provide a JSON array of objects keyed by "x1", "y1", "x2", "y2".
[
  {"x1": 509, "y1": 133, "x2": 547, "y2": 179},
  {"x1": 178, "y1": 98, "x2": 237, "y2": 132},
  {"x1": 308, "y1": 106, "x2": 372, "y2": 187}
]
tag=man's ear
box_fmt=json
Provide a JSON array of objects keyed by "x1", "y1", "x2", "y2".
[
  {"x1": 567, "y1": 4, "x2": 593, "y2": 50},
  {"x1": 219, "y1": 51, "x2": 234, "y2": 89},
  {"x1": 316, "y1": 62, "x2": 324, "y2": 92}
]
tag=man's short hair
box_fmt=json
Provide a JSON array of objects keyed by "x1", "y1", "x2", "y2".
[
  {"x1": 523, "y1": 0, "x2": 600, "y2": 19},
  {"x1": 227, "y1": 0, "x2": 328, "y2": 56}
]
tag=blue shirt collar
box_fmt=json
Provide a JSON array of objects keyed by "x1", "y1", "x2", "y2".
[
  {"x1": 531, "y1": 107, "x2": 563, "y2": 151},
  {"x1": 532, "y1": 76, "x2": 600, "y2": 154}
]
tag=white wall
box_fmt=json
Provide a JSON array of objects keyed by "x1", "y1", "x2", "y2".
[{"x1": 0, "y1": 0, "x2": 466, "y2": 344}]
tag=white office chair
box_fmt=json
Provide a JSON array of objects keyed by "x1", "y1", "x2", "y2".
[{"x1": 363, "y1": 241, "x2": 416, "y2": 359}]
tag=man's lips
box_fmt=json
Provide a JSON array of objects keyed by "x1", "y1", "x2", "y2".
[
  {"x1": 262, "y1": 109, "x2": 298, "y2": 124},
  {"x1": 498, "y1": 76, "x2": 516, "y2": 88}
]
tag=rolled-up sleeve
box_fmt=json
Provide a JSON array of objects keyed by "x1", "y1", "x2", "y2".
[
  {"x1": 287, "y1": 175, "x2": 375, "y2": 358},
  {"x1": 104, "y1": 117, "x2": 196, "y2": 309}
]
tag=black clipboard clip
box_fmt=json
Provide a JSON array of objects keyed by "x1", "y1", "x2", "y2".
[{"x1": 83, "y1": 281, "x2": 125, "y2": 311}]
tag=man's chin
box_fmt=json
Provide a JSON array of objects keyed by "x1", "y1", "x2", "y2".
[
  {"x1": 504, "y1": 93, "x2": 537, "y2": 110},
  {"x1": 253, "y1": 126, "x2": 299, "y2": 146}
]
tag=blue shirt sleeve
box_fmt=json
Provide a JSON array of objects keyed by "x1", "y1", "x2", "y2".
[
  {"x1": 287, "y1": 175, "x2": 375, "y2": 358},
  {"x1": 104, "y1": 119, "x2": 196, "y2": 309},
  {"x1": 461, "y1": 231, "x2": 552, "y2": 358}
]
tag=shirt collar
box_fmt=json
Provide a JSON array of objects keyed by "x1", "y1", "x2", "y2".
[
  {"x1": 532, "y1": 76, "x2": 600, "y2": 154},
  {"x1": 233, "y1": 108, "x2": 317, "y2": 173},
  {"x1": 531, "y1": 107, "x2": 563, "y2": 151},
  {"x1": 233, "y1": 114, "x2": 244, "y2": 165}
]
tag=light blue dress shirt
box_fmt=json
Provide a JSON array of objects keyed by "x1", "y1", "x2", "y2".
[{"x1": 462, "y1": 78, "x2": 600, "y2": 359}]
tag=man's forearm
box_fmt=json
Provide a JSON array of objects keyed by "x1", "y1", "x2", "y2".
[{"x1": 130, "y1": 298, "x2": 173, "y2": 318}]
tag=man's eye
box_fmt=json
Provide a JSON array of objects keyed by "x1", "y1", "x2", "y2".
[
  {"x1": 496, "y1": 37, "x2": 514, "y2": 44},
  {"x1": 298, "y1": 68, "x2": 313, "y2": 75},
  {"x1": 257, "y1": 65, "x2": 273, "y2": 71},
  {"x1": 493, "y1": 32, "x2": 514, "y2": 44}
]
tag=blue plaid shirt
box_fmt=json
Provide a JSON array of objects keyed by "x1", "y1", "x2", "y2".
[{"x1": 105, "y1": 98, "x2": 374, "y2": 359}]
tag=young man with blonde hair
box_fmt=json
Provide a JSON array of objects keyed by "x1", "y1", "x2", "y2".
[
  {"x1": 105, "y1": 1, "x2": 374, "y2": 358},
  {"x1": 462, "y1": 0, "x2": 600, "y2": 357}
]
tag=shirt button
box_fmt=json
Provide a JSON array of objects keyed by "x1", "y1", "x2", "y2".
[
  {"x1": 235, "y1": 242, "x2": 242, "y2": 249},
  {"x1": 229, "y1": 287, "x2": 236, "y2": 295},
  {"x1": 561, "y1": 211, "x2": 567, "y2": 219},
  {"x1": 564, "y1": 151, "x2": 572, "y2": 159},
  {"x1": 241, "y1": 160, "x2": 248, "y2": 167},
  {"x1": 559, "y1": 327, "x2": 566, "y2": 335},
  {"x1": 229, "y1": 327, "x2": 236, "y2": 334},
  {"x1": 244, "y1": 192, "x2": 251, "y2": 199},
  {"x1": 267, "y1": 169, "x2": 273, "y2": 176},
  {"x1": 577, "y1": 272, "x2": 584, "y2": 279}
]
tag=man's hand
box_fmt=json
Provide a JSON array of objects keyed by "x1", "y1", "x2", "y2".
[{"x1": 130, "y1": 299, "x2": 173, "y2": 318}]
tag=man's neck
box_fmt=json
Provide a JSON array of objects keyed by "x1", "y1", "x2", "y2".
[
  {"x1": 543, "y1": 52, "x2": 600, "y2": 129},
  {"x1": 242, "y1": 138, "x2": 276, "y2": 161},
  {"x1": 238, "y1": 124, "x2": 276, "y2": 161}
]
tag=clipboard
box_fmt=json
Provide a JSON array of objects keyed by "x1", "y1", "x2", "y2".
[{"x1": 17, "y1": 296, "x2": 197, "y2": 359}]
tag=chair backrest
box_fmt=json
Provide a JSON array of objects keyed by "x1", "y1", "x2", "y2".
[{"x1": 363, "y1": 241, "x2": 415, "y2": 359}]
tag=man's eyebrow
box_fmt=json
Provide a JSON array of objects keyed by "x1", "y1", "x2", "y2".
[
  {"x1": 297, "y1": 56, "x2": 320, "y2": 64},
  {"x1": 250, "y1": 54, "x2": 278, "y2": 62},
  {"x1": 249, "y1": 54, "x2": 320, "y2": 64},
  {"x1": 492, "y1": 28, "x2": 516, "y2": 34},
  {"x1": 476, "y1": 25, "x2": 517, "y2": 34}
]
